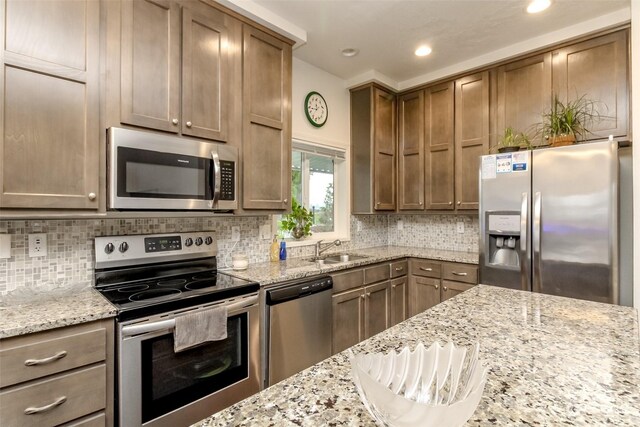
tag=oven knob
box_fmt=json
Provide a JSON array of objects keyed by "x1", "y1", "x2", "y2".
[
  {"x1": 195, "y1": 237, "x2": 203, "y2": 246},
  {"x1": 205, "y1": 236, "x2": 213, "y2": 245},
  {"x1": 185, "y1": 238, "x2": 193, "y2": 247},
  {"x1": 104, "y1": 243, "x2": 115, "y2": 254},
  {"x1": 119, "y1": 242, "x2": 129, "y2": 253}
]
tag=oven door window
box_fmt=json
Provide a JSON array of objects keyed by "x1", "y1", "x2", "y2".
[
  {"x1": 117, "y1": 146, "x2": 212, "y2": 200},
  {"x1": 140, "y1": 313, "x2": 248, "y2": 423}
]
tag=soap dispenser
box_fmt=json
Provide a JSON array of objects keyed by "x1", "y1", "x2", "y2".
[{"x1": 270, "y1": 235, "x2": 279, "y2": 262}]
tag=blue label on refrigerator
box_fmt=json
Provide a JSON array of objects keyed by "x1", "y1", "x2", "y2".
[{"x1": 511, "y1": 151, "x2": 529, "y2": 172}]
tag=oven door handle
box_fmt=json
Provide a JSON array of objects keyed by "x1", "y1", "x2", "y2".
[
  {"x1": 209, "y1": 151, "x2": 221, "y2": 209},
  {"x1": 121, "y1": 295, "x2": 258, "y2": 337}
]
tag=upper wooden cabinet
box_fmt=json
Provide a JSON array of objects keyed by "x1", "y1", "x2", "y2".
[
  {"x1": 397, "y1": 91, "x2": 424, "y2": 210},
  {"x1": 455, "y1": 71, "x2": 489, "y2": 211},
  {"x1": 241, "y1": 25, "x2": 292, "y2": 210},
  {"x1": 351, "y1": 84, "x2": 397, "y2": 213},
  {"x1": 118, "y1": 0, "x2": 233, "y2": 141},
  {"x1": 425, "y1": 81, "x2": 455, "y2": 210},
  {"x1": 496, "y1": 53, "x2": 552, "y2": 148},
  {"x1": 0, "y1": 0, "x2": 100, "y2": 210},
  {"x1": 552, "y1": 30, "x2": 628, "y2": 140}
]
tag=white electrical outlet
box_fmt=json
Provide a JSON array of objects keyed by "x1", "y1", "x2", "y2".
[
  {"x1": 456, "y1": 222, "x2": 465, "y2": 234},
  {"x1": 357, "y1": 221, "x2": 362, "y2": 232},
  {"x1": 397, "y1": 220, "x2": 404, "y2": 230},
  {"x1": 0, "y1": 234, "x2": 11, "y2": 259},
  {"x1": 260, "y1": 223, "x2": 272, "y2": 240},
  {"x1": 28, "y1": 233, "x2": 47, "y2": 257},
  {"x1": 231, "y1": 226, "x2": 240, "y2": 242}
]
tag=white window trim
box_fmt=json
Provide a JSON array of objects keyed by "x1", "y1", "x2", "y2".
[{"x1": 274, "y1": 139, "x2": 350, "y2": 247}]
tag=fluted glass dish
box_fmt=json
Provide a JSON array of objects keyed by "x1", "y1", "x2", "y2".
[{"x1": 351, "y1": 342, "x2": 488, "y2": 427}]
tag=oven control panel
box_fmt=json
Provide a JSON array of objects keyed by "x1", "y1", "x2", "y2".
[{"x1": 95, "y1": 232, "x2": 216, "y2": 269}]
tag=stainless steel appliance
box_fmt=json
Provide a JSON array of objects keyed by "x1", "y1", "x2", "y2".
[
  {"x1": 264, "y1": 276, "x2": 333, "y2": 387},
  {"x1": 108, "y1": 127, "x2": 238, "y2": 211},
  {"x1": 94, "y1": 232, "x2": 260, "y2": 427},
  {"x1": 479, "y1": 140, "x2": 633, "y2": 305}
]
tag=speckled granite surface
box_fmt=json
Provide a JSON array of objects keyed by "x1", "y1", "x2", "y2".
[
  {"x1": 224, "y1": 246, "x2": 479, "y2": 286},
  {"x1": 0, "y1": 287, "x2": 116, "y2": 339},
  {"x1": 194, "y1": 285, "x2": 640, "y2": 426}
]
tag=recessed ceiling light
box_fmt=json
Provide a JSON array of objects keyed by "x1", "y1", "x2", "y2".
[
  {"x1": 527, "y1": 0, "x2": 551, "y2": 14},
  {"x1": 341, "y1": 48, "x2": 359, "y2": 57},
  {"x1": 415, "y1": 46, "x2": 432, "y2": 57}
]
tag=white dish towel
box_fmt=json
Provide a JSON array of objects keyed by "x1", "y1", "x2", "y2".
[{"x1": 174, "y1": 306, "x2": 228, "y2": 352}]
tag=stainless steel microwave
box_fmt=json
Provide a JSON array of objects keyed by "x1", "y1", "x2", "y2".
[{"x1": 108, "y1": 127, "x2": 237, "y2": 211}]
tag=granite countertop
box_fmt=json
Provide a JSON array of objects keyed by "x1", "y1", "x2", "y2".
[
  {"x1": 195, "y1": 285, "x2": 640, "y2": 426},
  {"x1": 225, "y1": 245, "x2": 479, "y2": 286},
  {"x1": 0, "y1": 287, "x2": 117, "y2": 339}
]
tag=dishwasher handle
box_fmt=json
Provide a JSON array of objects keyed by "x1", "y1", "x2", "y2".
[{"x1": 266, "y1": 276, "x2": 333, "y2": 305}]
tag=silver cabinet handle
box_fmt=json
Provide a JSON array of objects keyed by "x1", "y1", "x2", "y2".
[
  {"x1": 419, "y1": 267, "x2": 433, "y2": 272},
  {"x1": 172, "y1": 118, "x2": 179, "y2": 125},
  {"x1": 419, "y1": 201, "x2": 423, "y2": 205},
  {"x1": 186, "y1": 121, "x2": 192, "y2": 128},
  {"x1": 451, "y1": 272, "x2": 467, "y2": 276},
  {"x1": 88, "y1": 192, "x2": 96, "y2": 200},
  {"x1": 366, "y1": 293, "x2": 371, "y2": 297},
  {"x1": 360, "y1": 294, "x2": 365, "y2": 300},
  {"x1": 448, "y1": 201, "x2": 453, "y2": 205},
  {"x1": 443, "y1": 286, "x2": 448, "y2": 291},
  {"x1": 25, "y1": 351, "x2": 67, "y2": 366},
  {"x1": 24, "y1": 396, "x2": 67, "y2": 415},
  {"x1": 284, "y1": 198, "x2": 288, "y2": 203},
  {"x1": 392, "y1": 284, "x2": 397, "y2": 288},
  {"x1": 395, "y1": 267, "x2": 404, "y2": 271},
  {"x1": 457, "y1": 201, "x2": 461, "y2": 205}
]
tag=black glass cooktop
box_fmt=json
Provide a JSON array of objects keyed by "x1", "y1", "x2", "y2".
[{"x1": 96, "y1": 269, "x2": 259, "y2": 321}]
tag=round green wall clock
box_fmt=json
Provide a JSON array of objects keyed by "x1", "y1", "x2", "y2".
[{"x1": 304, "y1": 91, "x2": 328, "y2": 127}]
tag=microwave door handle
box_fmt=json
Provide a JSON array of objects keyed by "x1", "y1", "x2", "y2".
[{"x1": 211, "y1": 151, "x2": 221, "y2": 208}]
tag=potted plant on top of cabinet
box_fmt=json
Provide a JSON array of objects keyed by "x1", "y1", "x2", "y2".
[
  {"x1": 538, "y1": 95, "x2": 603, "y2": 147},
  {"x1": 494, "y1": 127, "x2": 531, "y2": 153}
]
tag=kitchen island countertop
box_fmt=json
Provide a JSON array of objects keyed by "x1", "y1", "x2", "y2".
[
  {"x1": 194, "y1": 285, "x2": 640, "y2": 426},
  {"x1": 225, "y1": 245, "x2": 479, "y2": 286}
]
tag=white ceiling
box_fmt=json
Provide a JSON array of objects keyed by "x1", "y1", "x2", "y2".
[{"x1": 251, "y1": 0, "x2": 630, "y2": 89}]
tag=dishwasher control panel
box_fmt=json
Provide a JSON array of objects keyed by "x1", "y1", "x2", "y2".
[{"x1": 266, "y1": 276, "x2": 333, "y2": 305}]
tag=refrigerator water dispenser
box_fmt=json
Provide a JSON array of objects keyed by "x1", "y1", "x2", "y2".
[{"x1": 485, "y1": 212, "x2": 521, "y2": 269}]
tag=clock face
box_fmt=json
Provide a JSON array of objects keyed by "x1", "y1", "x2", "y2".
[{"x1": 305, "y1": 92, "x2": 328, "y2": 127}]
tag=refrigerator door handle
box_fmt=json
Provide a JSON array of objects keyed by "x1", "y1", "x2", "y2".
[
  {"x1": 520, "y1": 192, "x2": 527, "y2": 252},
  {"x1": 533, "y1": 192, "x2": 542, "y2": 292}
]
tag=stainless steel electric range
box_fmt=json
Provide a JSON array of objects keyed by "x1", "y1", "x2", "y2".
[{"x1": 94, "y1": 232, "x2": 260, "y2": 427}]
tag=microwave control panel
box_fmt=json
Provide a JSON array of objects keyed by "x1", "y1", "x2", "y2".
[{"x1": 220, "y1": 160, "x2": 235, "y2": 201}]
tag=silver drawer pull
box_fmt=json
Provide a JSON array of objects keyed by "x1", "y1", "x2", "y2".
[
  {"x1": 443, "y1": 286, "x2": 448, "y2": 291},
  {"x1": 452, "y1": 272, "x2": 468, "y2": 276},
  {"x1": 24, "y1": 396, "x2": 67, "y2": 415},
  {"x1": 419, "y1": 267, "x2": 433, "y2": 272},
  {"x1": 24, "y1": 351, "x2": 67, "y2": 366},
  {"x1": 395, "y1": 267, "x2": 404, "y2": 271}
]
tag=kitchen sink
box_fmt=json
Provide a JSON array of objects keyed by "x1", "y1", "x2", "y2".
[{"x1": 308, "y1": 253, "x2": 369, "y2": 265}]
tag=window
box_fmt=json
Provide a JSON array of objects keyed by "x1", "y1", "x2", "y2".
[{"x1": 277, "y1": 139, "x2": 348, "y2": 243}]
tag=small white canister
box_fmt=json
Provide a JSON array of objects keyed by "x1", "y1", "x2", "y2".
[{"x1": 232, "y1": 254, "x2": 249, "y2": 270}]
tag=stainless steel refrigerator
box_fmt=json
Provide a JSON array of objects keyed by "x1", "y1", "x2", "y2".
[{"x1": 479, "y1": 140, "x2": 633, "y2": 306}]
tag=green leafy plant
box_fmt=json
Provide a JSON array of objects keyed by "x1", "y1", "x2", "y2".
[
  {"x1": 279, "y1": 198, "x2": 314, "y2": 239},
  {"x1": 539, "y1": 94, "x2": 603, "y2": 141},
  {"x1": 493, "y1": 126, "x2": 531, "y2": 152}
]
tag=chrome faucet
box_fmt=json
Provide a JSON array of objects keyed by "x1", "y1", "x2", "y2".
[{"x1": 315, "y1": 239, "x2": 341, "y2": 258}]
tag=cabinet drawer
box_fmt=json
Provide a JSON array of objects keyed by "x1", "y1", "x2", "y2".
[
  {"x1": 61, "y1": 412, "x2": 106, "y2": 427},
  {"x1": 364, "y1": 263, "x2": 391, "y2": 284},
  {"x1": 410, "y1": 259, "x2": 441, "y2": 278},
  {"x1": 0, "y1": 324, "x2": 107, "y2": 388},
  {"x1": 442, "y1": 263, "x2": 478, "y2": 284},
  {"x1": 331, "y1": 269, "x2": 364, "y2": 293},
  {"x1": 441, "y1": 280, "x2": 475, "y2": 301},
  {"x1": 0, "y1": 364, "x2": 106, "y2": 427},
  {"x1": 390, "y1": 260, "x2": 408, "y2": 278}
]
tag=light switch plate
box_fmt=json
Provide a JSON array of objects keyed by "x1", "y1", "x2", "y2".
[
  {"x1": 397, "y1": 220, "x2": 404, "y2": 230},
  {"x1": 260, "y1": 223, "x2": 272, "y2": 240},
  {"x1": 456, "y1": 222, "x2": 465, "y2": 234},
  {"x1": 29, "y1": 233, "x2": 47, "y2": 257},
  {"x1": 0, "y1": 234, "x2": 11, "y2": 259},
  {"x1": 231, "y1": 227, "x2": 240, "y2": 242},
  {"x1": 357, "y1": 221, "x2": 362, "y2": 232}
]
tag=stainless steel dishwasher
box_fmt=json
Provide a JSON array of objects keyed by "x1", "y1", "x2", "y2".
[{"x1": 264, "y1": 275, "x2": 333, "y2": 387}]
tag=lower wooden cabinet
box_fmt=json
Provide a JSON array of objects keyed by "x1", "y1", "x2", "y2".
[
  {"x1": 0, "y1": 319, "x2": 114, "y2": 427},
  {"x1": 390, "y1": 277, "x2": 409, "y2": 326},
  {"x1": 363, "y1": 281, "x2": 391, "y2": 339},
  {"x1": 441, "y1": 280, "x2": 475, "y2": 301},
  {"x1": 409, "y1": 276, "x2": 441, "y2": 317},
  {"x1": 332, "y1": 287, "x2": 365, "y2": 354}
]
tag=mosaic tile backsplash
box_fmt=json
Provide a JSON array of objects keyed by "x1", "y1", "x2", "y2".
[{"x1": 0, "y1": 214, "x2": 477, "y2": 294}]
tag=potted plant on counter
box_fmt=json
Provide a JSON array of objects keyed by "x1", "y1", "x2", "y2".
[
  {"x1": 538, "y1": 95, "x2": 602, "y2": 147},
  {"x1": 279, "y1": 198, "x2": 314, "y2": 239},
  {"x1": 494, "y1": 126, "x2": 531, "y2": 153}
]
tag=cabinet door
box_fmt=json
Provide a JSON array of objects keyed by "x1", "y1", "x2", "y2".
[
  {"x1": 441, "y1": 280, "x2": 474, "y2": 301},
  {"x1": 455, "y1": 71, "x2": 489, "y2": 211},
  {"x1": 373, "y1": 87, "x2": 396, "y2": 211},
  {"x1": 496, "y1": 54, "x2": 552, "y2": 148},
  {"x1": 552, "y1": 30, "x2": 628, "y2": 139},
  {"x1": 242, "y1": 25, "x2": 292, "y2": 210},
  {"x1": 332, "y1": 288, "x2": 365, "y2": 354},
  {"x1": 397, "y1": 91, "x2": 424, "y2": 210},
  {"x1": 425, "y1": 82, "x2": 455, "y2": 210},
  {"x1": 409, "y1": 276, "x2": 440, "y2": 316},
  {"x1": 120, "y1": 0, "x2": 181, "y2": 132},
  {"x1": 182, "y1": 7, "x2": 229, "y2": 141},
  {"x1": 0, "y1": 0, "x2": 100, "y2": 209},
  {"x1": 390, "y1": 277, "x2": 408, "y2": 326},
  {"x1": 364, "y1": 281, "x2": 390, "y2": 339}
]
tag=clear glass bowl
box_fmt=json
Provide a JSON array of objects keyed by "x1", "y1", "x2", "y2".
[{"x1": 351, "y1": 342, "x2": 487, "y2": 427}]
